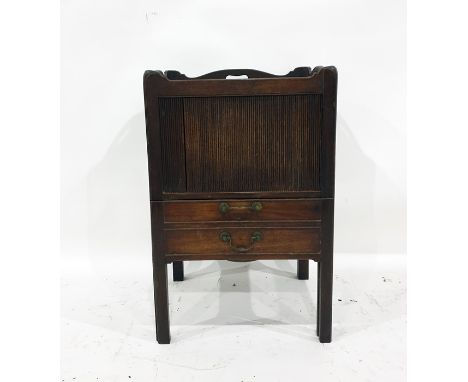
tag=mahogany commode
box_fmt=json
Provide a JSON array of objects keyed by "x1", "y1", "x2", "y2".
[{"x1": 143, "y1": 66, "x2": 337, "y2": 343}]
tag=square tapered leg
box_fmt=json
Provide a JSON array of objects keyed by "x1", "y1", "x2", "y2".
[
  {"x1": 318, "y1": 199, "x2": 334, "y2": 343},
  {"x1": 318, "y1": 259, "x2": 332, "y2": 343},
  {"x1": 173, "y1": 261, "x2": 184, "y2": 281},
  {"x1": 153, "y1": 261, "x2": 170, "y2": 344},
  {"x1": 316, "y1": 261, "x2": 321, "y2": 336},
  {"x1": 151, "y1": 202, "x2": 170, "y2": 344},
  {"x1": 297, "y1": 260, "x2": 309, "y2": 280}
]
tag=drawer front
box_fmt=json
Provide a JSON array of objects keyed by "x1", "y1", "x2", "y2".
[
  {"x1": 163, "y1": 199, "x2": 321, "y2": 223},
  {"x1": 165, "y1": 227, "x2": 320, "y2": 255}
]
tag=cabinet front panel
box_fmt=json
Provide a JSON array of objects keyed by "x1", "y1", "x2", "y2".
[{"x1": 159, "y1": 94, "x2": 322, "y2": 194}]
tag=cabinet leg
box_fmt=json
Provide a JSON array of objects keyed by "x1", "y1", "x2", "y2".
[
  {"x1": 318, "y1": 259, "x2": 332, "y2": 343},
  {"x1": 172, "y1": 261, "x2": 184, "y2": 281},
  {"x1": 151, "y1": 202, "x2": 170, "y2": 344},
  {"x1": 318, "y1": 199, "x2": 334, "y2": 343},
  {"x1": 297, "y1": 260, "x2": 309, "y2": 280},
  {"x1": 316, "y1": 261, "x2": 321, "y2": 337},
  {"x1": 153, "y1": 261, "x2": 170, "y2": 344}
]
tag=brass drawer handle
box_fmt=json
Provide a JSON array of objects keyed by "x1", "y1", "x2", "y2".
[
  {"x1": 219, "y1": 231, "x2": 263, "y2": 253},
  {"x1": 219, "y1": 201, "x2": 263, "y2": 214}
]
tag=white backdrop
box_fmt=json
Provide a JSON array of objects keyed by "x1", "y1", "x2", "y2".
[{"x1": 61, "y1": 0, "x2": 406, "y2": 257}]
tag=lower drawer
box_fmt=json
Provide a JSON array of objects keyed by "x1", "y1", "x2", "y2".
[{"x1": 164, "y1": 227, "x2": 320, "y2": 257}]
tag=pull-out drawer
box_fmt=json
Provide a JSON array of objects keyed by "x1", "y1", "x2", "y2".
[
  {"x1": 164, "y1": 227, "x2": 321, "y2": 260},
  {"x1": 163, "y1": 199, "x2": 321, "y2": 223}
]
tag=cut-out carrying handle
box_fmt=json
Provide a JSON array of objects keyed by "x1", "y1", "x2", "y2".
[
  {"x1": 164, "y1": 67, "x2": 312, "y2": 80},
  {"x1": 199, "y1": 69, "x2": 277, "y2": 79}
]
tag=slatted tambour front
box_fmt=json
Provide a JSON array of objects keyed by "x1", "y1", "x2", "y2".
[{"x1": 158, "y1": 94, "x2": 322, "y2": 193}]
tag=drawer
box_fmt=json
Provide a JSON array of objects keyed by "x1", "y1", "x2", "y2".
[
  {"x1": 163, "y1": 199, "x2": 321, "y2": 223},
  {"x1": 164, "y1": 227, "x2": 321, "y2": 256}
]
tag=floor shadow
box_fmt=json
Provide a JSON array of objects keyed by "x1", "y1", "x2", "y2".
[{"x1": 172, "y1": 259, "x2": 318, "y2": 342}]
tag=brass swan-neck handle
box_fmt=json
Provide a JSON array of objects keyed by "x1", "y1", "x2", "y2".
[{"x1": 219, "y1": 231, "x2": 263, "y2": 253}]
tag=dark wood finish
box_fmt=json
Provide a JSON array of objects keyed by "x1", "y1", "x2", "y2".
[
  {"x1": 162, "y1": 191, "x2": 322, "y2": 200},
  {"x1": 143, "y1": 70, "x2": 322, "y2": 98},
  {"x1": 158, "y1": 94, "x2": 321, "y2": 194},
  {"x1": 144, "y1": 77, "x2": 163, "y2": 201},
  {"x1": 320, "y1": 67, "x2": 338, "y2": 197},
  {"x1": 318, "y1": 199, "x2": 335, "y2": 343},
  {"x1": 317, "y1": 67, "x2": 337, "y2": 342},
  {"x1": 162, "y1": 220, "x2": 321, "y2": 230},
  {"x1": 166, "y1": 253, "x2": 319, "y2": 262},
  {"x1": 163, "y1": 199, "x2": 322, "y2": 223},
  {"x1": 316, "y1": 261, "x2": 321, "y2": 336},
  {"x1": 172, "y1": 261, "x2": 184, "y2": 282},
  {"x1": 144, "y1": 66, "x2": 337, "y2": 344},
  {"x1": 297, "y1": 260, "x2": 309, "y2": 280},
  {"x1": 165, "y1": 67, "x2": 314, "y2": 80},
  {"x1": 150, "y1": 202, "x2": 170, "y2": 344},
  {"x1": 181, "y1": 95, "x2": 321, "y2": 192},
  {"x1": 159, "y1": 98, "x2": 186, "y2": 192},
  {"x1": 165, "y1": 227, "x2": 321, "y2": 256}
]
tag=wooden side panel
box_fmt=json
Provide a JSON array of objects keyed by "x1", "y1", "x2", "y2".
[
  {"x1": 163, "y1": 199, "x2": 322, "y2": 223},
  {"x1": 182, "y1": 95, "x2": 322, "y2": 193},
  {"x1": 159, "y1": 98, "x2": 186, "y2": 192}
]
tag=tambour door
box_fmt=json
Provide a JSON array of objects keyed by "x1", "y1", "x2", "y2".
[{"x1": 158, "y1": 94, "x2": 323, "y2": 194}]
